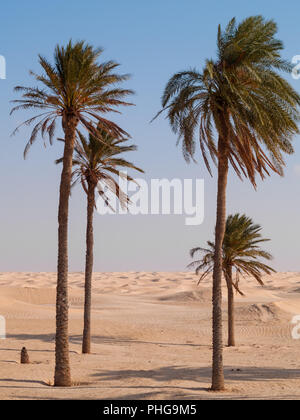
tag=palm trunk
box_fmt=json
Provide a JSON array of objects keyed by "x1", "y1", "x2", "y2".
[
  {"x1": 54, "y1": 115, "x2": 78, "y2": 387},
  {"x1": 82, "y1": 181, "x2": 95, "y2": 354},
  {"x1": 225, "y1": 266, "x2": 235, "y2": 347},
  {"x1": 211, "y1": 128, "x2": 229, "y2": 391}
]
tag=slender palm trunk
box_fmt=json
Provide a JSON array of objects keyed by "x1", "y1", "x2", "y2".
[
  {"x1": 54, "y1": 115, "x2": 78, "y2": 387},
  {"x1": 211, "y1": 127, "x2": 229, "y2": 391},
  {"x1": 82, "y1": 181, "x2": 95, "y2": 354},
  {"x1": 225, "y1": 266, "x2": 235, "y2": 347}
]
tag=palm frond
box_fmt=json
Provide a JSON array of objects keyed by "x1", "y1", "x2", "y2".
[
  {"x1": 11, "y1": 40, "x2": 134, "y2": 157},
  {"x1": 56, "y1": 124, "x2": 144, "y2": 208},
  {"x1": 189, "y1": 213, "x2": 276, "y2": 293},
  {"x1": 154, "y1": 16, "x2": 300, "y2": 186}
]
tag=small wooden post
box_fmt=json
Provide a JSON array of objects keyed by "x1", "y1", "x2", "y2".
[{"x1": 20, "y1": 347, "x2": 30, "y2": 364}]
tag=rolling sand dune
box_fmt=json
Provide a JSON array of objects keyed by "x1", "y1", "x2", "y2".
[{"x1": 1, "y1": 271, "x2": 300, "y2": 399}]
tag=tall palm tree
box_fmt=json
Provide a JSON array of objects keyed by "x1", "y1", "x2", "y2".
[
  {"x1": 56, "y1": 127, "x2": 144, "y2": 354},
  {"x1": 188, "y1": 214, "x2": 276, "y2": 347},
  {"x1": 154, "y1": 16, "x2": 300, "y2": 390},
  {"x1": 11, "y1": 41, "x2": 133, "y2": 386}
]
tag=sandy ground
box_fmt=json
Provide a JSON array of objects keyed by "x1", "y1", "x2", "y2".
[{"x1": 1, "y1": 271, "x2": 300, "y2": 400}]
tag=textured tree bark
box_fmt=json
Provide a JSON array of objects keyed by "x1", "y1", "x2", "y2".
[
  {"x1": 54, "y1": 114, "x2": 78, "y2": 387},
  {"x1": 211, "y1": 122, "x2": 229, "y2": 391},
  {"x1": 225, "y1": 266, "x2": 235, "y2": 347},
  {"x1": 82, "y1": 181, "x2": 95, "y2": 354}
]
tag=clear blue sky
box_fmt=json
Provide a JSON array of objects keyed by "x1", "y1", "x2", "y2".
[{"x1": 1, "y1": 0, "x2": 300, "y2": 272}]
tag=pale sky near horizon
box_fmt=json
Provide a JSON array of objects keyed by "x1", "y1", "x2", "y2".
[{"x1": 1, "y1": 0, "x2": 300, "y2": 272}]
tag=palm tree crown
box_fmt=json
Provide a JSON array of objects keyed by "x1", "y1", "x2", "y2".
[
  {"x1": 11, "y1": 40, "x2": 133, "y2": 157},
  {"x1": 59, "y1": 126, "x2": 144, "y2": 207},
  {"x1": 189, "y1": 213, "x2": 276, "y2": 293},
  {"x1": 156, "y1": 16, "x2": 300, "y2": 185}
]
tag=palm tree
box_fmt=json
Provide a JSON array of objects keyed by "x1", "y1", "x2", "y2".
[
  {"x1": 188, "y1": 214, "x2": 276, "y2": 347},
  {"x1": 11, "y1": 41, "x2": 133, "y2": 386},
  {"x1": 56, "y1": 127, "x2": 144, "y2": 354},
  {"x1": 154, "y1": 16, "x2": 300, "y2": 390}
]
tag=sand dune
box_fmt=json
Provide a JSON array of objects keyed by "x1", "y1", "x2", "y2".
[{"x1": 1, "y1": 271, "x2": 300, "y2": 399}]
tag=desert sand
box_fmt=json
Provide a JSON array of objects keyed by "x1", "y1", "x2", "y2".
[{"x1": 0, "y1": 271, "x2": 300, "y2": 400}]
